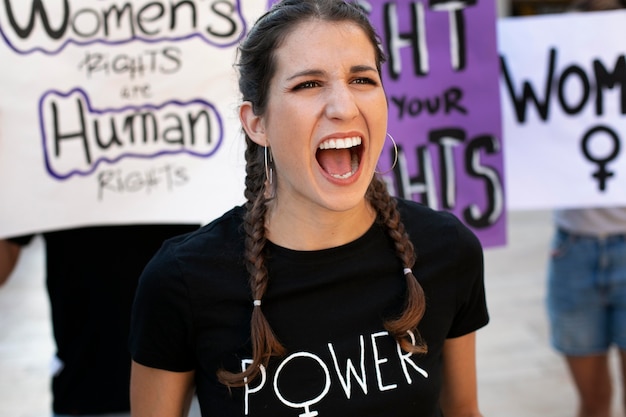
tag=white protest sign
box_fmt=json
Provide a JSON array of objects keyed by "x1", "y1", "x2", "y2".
[
  {"x1": 0, "y1": 0, "x2": 266, "y2": 238},
  {"x1": 499, "y1": 10, "x2": 626, "y2": 210}
]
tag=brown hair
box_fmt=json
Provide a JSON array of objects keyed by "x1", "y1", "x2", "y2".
[{"x1": 217, "y1": 0, "x2": 427, "y2": 387}]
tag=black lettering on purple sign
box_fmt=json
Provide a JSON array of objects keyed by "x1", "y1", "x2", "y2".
[
  {"x1": 463, "y1": 134, "x2": 503, "y2": 228},
  {"x1": 429, "y1": 128, "x2": 465, "y2": 210},
  {"x1": 383, "y1": 2, "x2": 428, "y2": 80},
  {"x1": 429, "y1": 0, "x2": 475, "y2": 71},
  {"x1": 390, "y1": 87, "x2": 466, "y2": 120},
  {"x1": 390, "y1": 143, "x2": 439, "y2": 207},
  {"x1": 382, "y1": 0, "x2": 474, "y2": 80},
  {"x1": 382, "y1": 128, "x2": 503, "y2": 229}
]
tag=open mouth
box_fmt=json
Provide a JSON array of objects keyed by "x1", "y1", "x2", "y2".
[{"x1": 316, "y1": 136, "x2": 363, "y2": 179}]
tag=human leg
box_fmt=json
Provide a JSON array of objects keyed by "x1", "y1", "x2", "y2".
[
  {"x1": 609, "y1": 236, "x2": 626, "y2": 417},
  {"x1": 619, "y1": 349, "x2": 626, "y2": 415},
  {"x1": 547, "y1": 230, "x2": 612, "y2": 417},
  {"x1": 565, "y1": 354, "x2": 612, "y2": 417}
]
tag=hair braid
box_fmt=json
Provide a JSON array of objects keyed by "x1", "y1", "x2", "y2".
[
  {"x1": 217, "y1": 140, "x2": 286, "y2": 387},
  {"x1": 367, "y1": 176, "x2": 427, "y2": 354},
  {"x1": 226, "y1": 0, "x2": 396, "y2": 386}
]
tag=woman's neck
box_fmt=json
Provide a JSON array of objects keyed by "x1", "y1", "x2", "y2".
[{"x1": 265, "y1": 200, "x2": 376, "y2": 251}]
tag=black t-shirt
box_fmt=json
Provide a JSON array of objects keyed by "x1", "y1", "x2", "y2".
[
  {"x1": 130, "y1": 200, "x2": 488, "y2": 417},
  {"x1": 11, "y1": 224, "x2": 198, "y2": 414}
]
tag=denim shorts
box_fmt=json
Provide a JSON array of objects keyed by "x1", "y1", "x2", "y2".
[{"x1": 547, "y1": 228, "x2": 626, "y2": 356}]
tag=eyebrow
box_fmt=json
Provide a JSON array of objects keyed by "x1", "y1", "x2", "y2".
[{"x1": 286, "y1": 65, "x2": 378, "y2": 81}]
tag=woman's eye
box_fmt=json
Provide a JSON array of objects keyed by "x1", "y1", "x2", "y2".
[
  {"x1": 294, "y1": 81, "x2": 319, "y2": 90},
  {"x1": 352, "y1": 77, "x2": 376, "y2": 85}
]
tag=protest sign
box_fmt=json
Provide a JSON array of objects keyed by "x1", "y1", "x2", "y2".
[
  {"x1": 1, "y1": 0, "x2": 505, "y2": 247},
  {"x1": 499, "y1": 10, "x2": 626, "y2": 210},
  {"x1": 0, "y1": 1, "x2": 268, "y2": 238},
  {"x1": 367, "y1": 0, "x2": 505, "y2": 246}
]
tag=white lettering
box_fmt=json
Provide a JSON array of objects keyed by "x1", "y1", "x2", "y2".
[
  {"x1": 242, "y1": 360, "x2": 267, "y2": 415},
  {"x1": 371, "y1": 331, "x2": 397, "y2": 391},
  {"x1": 273, "y1": 352, "x2": 331, "y2": 417},
  {"x1": 239, "y1": 330, "x2": 430, "y2": 415},
  {"x1": 328, "y1": 335, "x2": 368, "y2": 398},
  {"x1": 396, "y1": 330, "x2": 429, "y2": 383}
]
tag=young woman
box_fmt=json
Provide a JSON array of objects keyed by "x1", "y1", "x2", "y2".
[{"x1": 129, "y1": 1, "x2": 488, "y2": 416}]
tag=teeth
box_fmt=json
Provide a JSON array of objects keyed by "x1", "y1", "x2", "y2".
[
  {"x1": 319, "y1": 136, "x2": 362, "y2": 150},
  {"x1": 330, "y1": 153, "x2": 359, "y2": 179}
]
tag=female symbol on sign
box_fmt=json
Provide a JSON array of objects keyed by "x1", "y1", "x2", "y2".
[{"x1": 580, "y1": 125, "x2": 621, "y2": 191}]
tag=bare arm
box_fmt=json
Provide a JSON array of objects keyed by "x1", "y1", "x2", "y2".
[
  {"x1": 439, "y1": 332, "x2": 483, "y2": 417},
  {"x1": 0, "y1": 239, "x2": 22, "y2": 286},
  {"x1": 130, "y1": 361, "x2": 195, "y2": 417}
]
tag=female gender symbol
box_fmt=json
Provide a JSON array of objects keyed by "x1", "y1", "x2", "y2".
[
  {"x1": 273, "y1": 352, "x2": 331, "y2": 417},
  {"x1": 580, "y1": 125, "x2": 620, "y2": 191}
]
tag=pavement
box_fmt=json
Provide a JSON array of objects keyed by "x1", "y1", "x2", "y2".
[{"x1": 0, "y1": 209, "x2": 624, "y2": 417}]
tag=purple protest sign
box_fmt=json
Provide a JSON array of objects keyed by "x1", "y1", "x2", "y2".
[
  {"x1": 369, "y1": 0, "x2": 504, "y2": 247},
  {"x1": 265, "y1": 0, "x2": 505, "y2": 247}
]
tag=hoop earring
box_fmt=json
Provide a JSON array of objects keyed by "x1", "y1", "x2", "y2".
[
  {"x1": 375, "y1": 133, "x2": 399, "y2": 175},
  {"x1": 264, "y1": 145, "x2": 273, "y2": 185}
]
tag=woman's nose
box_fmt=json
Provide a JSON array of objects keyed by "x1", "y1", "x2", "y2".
[{"x1": 324, "y1": 84, "x2": 359, "y2": 120}]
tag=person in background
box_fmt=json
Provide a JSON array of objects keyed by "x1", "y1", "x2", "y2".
[
  {"x1": 548, "y1": 208, "x2": 626, "y2": 417},
  {"x1": 0, "y1": 239, "x2": 20, "y2": 285},
  {"x1": 546, "y1": 3, "x2": 626, "y2": 417},
  {"x1": 0, "y1": 224, "x2": 198, "y2": 417},
  {"x1": 128, "y1": 1, "x2": 489, "y2": 416}
]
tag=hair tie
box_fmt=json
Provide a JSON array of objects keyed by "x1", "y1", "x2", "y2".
[
  {"x1": 403, "y1": 268, "x2": 412, "y2": 276},
  {"x1": 253, "y1": 299, "x2": 262, "y2": 307}
]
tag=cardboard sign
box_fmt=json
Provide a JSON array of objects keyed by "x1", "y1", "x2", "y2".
[
  {"x1": 499, "y1": 10, "x2": 626, "y2": 210},
  {"x1": 366, "y1": 0, "x2": 505, "y2": 246},
  {"x1": 1, "y1": 0, "x2": 505, "y2": 247},
  {"x1": 0, "y1": 0, "x2": 269, "y2": 238}
]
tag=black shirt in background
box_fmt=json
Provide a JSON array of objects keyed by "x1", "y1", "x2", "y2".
[{"x1": 10, "y1": 224, "x2": 199, "y2": 415}]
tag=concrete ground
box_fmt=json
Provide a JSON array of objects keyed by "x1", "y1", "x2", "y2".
[{"x1": 0, "y1": 210, "x2": 624, "y2": 416}]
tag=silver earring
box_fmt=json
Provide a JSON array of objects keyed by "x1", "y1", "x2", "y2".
[
  {"x1": 375, "y1": 133, "x2": 399, "y2": 175},
  {"x1": 264, "y1": 145, "x2": 273, "y2": 185}
]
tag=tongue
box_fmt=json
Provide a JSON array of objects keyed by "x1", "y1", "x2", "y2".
[{"x1": 317, "y1": 148, "x2": 353, "y2": 176}]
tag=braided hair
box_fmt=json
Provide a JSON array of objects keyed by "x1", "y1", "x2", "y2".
[{"x1": 217, "y1": 0, "x2": 427, "y2": 387}]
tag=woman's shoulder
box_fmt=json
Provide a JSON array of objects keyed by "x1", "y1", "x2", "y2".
[
  {"x1": 395, "y1": 198, "x2": 460, "y2": 228},
  {"x1": 394, "y1": 198, "x2": 482, "y2": 251}
]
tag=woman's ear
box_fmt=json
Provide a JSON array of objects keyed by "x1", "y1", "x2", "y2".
[{"x1": 239, "y1": 101, "x2": 267, "y2": 146}]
